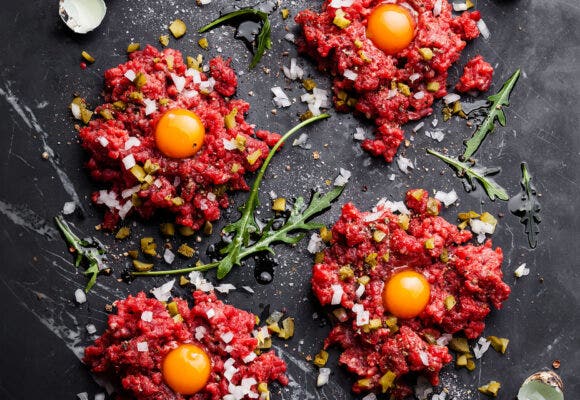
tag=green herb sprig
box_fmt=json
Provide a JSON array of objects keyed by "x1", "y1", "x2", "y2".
[
  {"x1": 463, "y1": 69, "x2": 521, "y2": 159},
  {"x1": 131, "y1": 113, "x2": 344, "y2": 280},
  {"x1": 509, "y1": 162, "x2": 541, "y2": 248},
  {"x1": 55, "y1": 215, "x2": 107, "y2": 292},
  {"x1": 427, "y1": 149, "x2": 509, "y2": 201},
  {"x1": 199, "y1": 9, "x2": 272, "y2": 69}
]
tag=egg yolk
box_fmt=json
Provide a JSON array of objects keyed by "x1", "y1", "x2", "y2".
[
  {"x1": 162, "y1": 344, "x2": 211, "y2": 395},
  {"x1": 155, "y1": 109, "x2": 205, "y2": 158},
  {"x1": 366, "y1": 3, "x2": 416, "y2": 55},
  {"x1": 382, "y1": 270, "x2": 430, "y2": 319}
]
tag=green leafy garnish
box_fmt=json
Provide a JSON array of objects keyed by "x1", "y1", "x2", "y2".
[
  {"x1": 131, "y1": 113, "x2": 344, "y2": 279},
  {"x1": 462, "y1": 69, "x2": 521, "y2": 159},
  {"x1": 509, "y1": 163, "x2": 541, "y2": 248},
  {"x1": 55, "y1": 215, "x2": 107, "y2": 292},
  {"x1": 427, "y1": 149, "x2": 509, "y2": 201},
  {"x1": 199, "y1": 8, "x2": 272, "y2": 69}
]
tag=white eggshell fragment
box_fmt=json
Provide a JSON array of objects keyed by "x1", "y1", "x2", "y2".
[
  {"x1": 518, "y1": 371, "x2": 564, "y2": 400},
  {"x1": 59, "y1": 0, "x2": 107, "y2": 34}
]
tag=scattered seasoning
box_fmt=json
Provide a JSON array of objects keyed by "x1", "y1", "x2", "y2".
[
  {"x1": 131, "y1": 114, "x2": 344, "y2": 280},
  {"x1": 427, "y1": 149, "x2": 508, "y2": 201},
  {"x1": 508, "y1": 162, "x2": 541, "y2": 248},
  {"x1": 463, "y1": 69, "x2": 521, "y2": 159},
  {"x1": 199, "y1": 8, "x2": 272, "y2": 69},
  {"x1": 55, "y1": 216, "x2": 107, "y2": 292}
]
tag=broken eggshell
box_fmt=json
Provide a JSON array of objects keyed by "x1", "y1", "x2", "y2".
[
  {"x1": 59, "y1": 0, "x2": 107, "y2": 34},
  {"x1": 518, "y1": 371, "x2": 564, "y2": 400}
]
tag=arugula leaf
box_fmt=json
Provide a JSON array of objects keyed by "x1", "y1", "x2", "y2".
[
  {"x1": 508, "y1": 163, "x2": 541, "y2": 248},
  {"x1": 199, "y1": 8, "x2": 271, "y2": 69},
  {"x1": 427, "y1": 149, "x2": 509, "y2": 201},
  {"x1": 462, "y1": 69, "x2": 521, "y2": 159},
  {"x1": 55, "y1": 215, "x2": 107, "y2": 292},
  {"x1": 131, "y1": 113, "x2": 345, "y2": 279}
]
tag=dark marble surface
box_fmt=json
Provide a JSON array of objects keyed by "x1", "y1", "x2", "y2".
[{"x1": 0, "y1": 0, "x2": 578, "y2": 399}]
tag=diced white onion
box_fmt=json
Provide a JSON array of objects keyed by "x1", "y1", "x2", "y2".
[
  {"x1": 223, "y1": 138, "x2": 237, "y2": 150},
  {"x1": 343, "y1": 69, "x2": 358, "y2": 81},
  {"x1": 355, "y1": 284, "x2": 365, "y2": 298},
  {"x1": 413, "y1": 122, "x2": 425, "y2": 132},
  {"x1": 514, "y1": 263, "x2": 530, "y2": 278},
  {"x1": 432, "y1": 118, "x2": 439, "y2": 127},
  {"x1": 186, "y1": 68, "x2": 202, "y2": 84},
  {"x1": 317, "y1": 368, "x2": 331, "y2": 387},
  {"x1": 433, "y1": 0, "x2": 442, "y2": 16},
  {"x1": 94, "y1": 393, "x2": 106, "y2": 400},
  {"x1": 118, "y1": 200, "x2": 132, "y2": 219},
  {"x1": 124, "y1": 136, "x2": 141, "y2": 150},
  {"x1": 362, "y1": 394, "x2": 378, "y2": 400},
  {"x1": 242, "y1": 286, "x2": 255, "y2": 294},
  {"x1": 171, "y1": 73, "x2": 186, "y2": 92},
  {"x1": 307, "y1": 233, "x2": 325, "y2": 254},
  {"x1": 85, "y1": 324, "x2": 97, "y2": 334},
  {"x1": 141, "y1": 311, "x2": 153, "y2": 322},
  {"x1": 477, "y1": 19, "x2": 491, "y2": 39},
  {"x1": 215, "y1": 283, "x2": 236, "y2": 293},
  {"x1": 195, "y1": 326, "x2": 207, "y2": 340},
  {"x1": 453, "y1": 2, "x2": 468, "y2": 11},
  {"x1": 221, "y1": 332, "x2": 234, "y2": 344},
  {"x1": 443, "y1": 93, "x2": 461, "y2": 104},
  {"x1": 121, "y1": 185, "x2": 140, "y2": 199},
  {"x1": 137, "y1": 341, "x2": 149, "y2": 352},
  {"x1": 124, "y1": 69, "x2": 136, "y2": 82},
  {"x1": 353, "y1": 127, "x2": 366, "y2": 141},
  {"x1": 329, "y1": 0, "x2": 353, "y2": 8},
  {"x1": 387, "y1": 89, "x2": 398, "y2": 99},
  {"x1": 473, "y1": 337, "x2": 491, "y2": 359},
  {"x1": 70, "y1": 103, "x2": 81, "y2": 119},
  {"x1": 409, "y1": 73, "x2": 421, "y2": 82},
  {"x1": 163, "y1": 248, "x2": 175, "y2": 264},
  {"x1": 62, "y1": 201, "x2": 76, "y2": 215},
  {"x1": 151, "y1": 279, "x2": 175, "y2": 302},
  {"x1": 97, "y1": 136, "x2": 109, "y2": 147},
  {"x1": 436, "y1": 333, "x2": 453, "y2": 346},
  {"x1": 419, "y1": 350, "x2": 429, "y2": 366},
  {"x1": 206, "y1": 308, "x2": 216, "y2": 319},
  {"x1": 143, "y1": 98, "x2": 157, "y2": 115},
  {"x1": 331, "y1": 284, "x2": 344, "y2": 305},
  {"x1": 284, "y1": 33, "x2": 295, "y2": 42},
  {"x1": 122, "y1": 154, "x2": 136, "y2": 170},
  {"x1": 77, "y1": 393, "x2": 89, "y2": 400},
  {"x1": 243, "y1": 352, "x2": 257, "y2": 363},
  {"x1": 425, "y1": 129, "x2": 445, "y2": 142},
  {"x1": 283, "y1": 58, "x2": 304, "y2": 81},
  {"x1": 334, "y1": 168, "x2": 351, "y2": 187},
  {"x1": 199, "y1": 77, "x2": 216, "y2": 92},
  {"x1": 75, "y1": 289, "x2": 87, "y2": 304},
  {"x1": 292, "y1": 133, "x2": 310, "y2": 148},
  {"x1": 414, "y1": 91, "x2": 425, "y2": 100},
  {"x1": 470, "y1": 219, "x2": 496, "y2": 236},
  {"x1": 271, "y1": 86, "x2": 291, "y2": 108},
  {"x1": 435, "y1": 189, "x2": 458, "y2": 206},
  {"x1": 396, "y1": 156, "x2": 414, "y2": 174}
]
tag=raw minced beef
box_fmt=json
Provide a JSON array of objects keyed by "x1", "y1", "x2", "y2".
[
  {"x1": 455, "y1": 54, "x2": 494, "y2": 93},
  {"x1": 84, "y1": 291, "x2": 288, "y2": 399},
  {"x1": 296, "y1": 0, "x2": 489, "y2": 162},
  {"x1": 311, "y1": 189, "x2": 510, "y2": 398},
  {"x1": 78, "y1": 45, "x2": 280, "y2": 230}
]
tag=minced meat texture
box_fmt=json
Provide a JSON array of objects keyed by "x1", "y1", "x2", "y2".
[
  {"x1": 455, "y1": 54, "x2": 494, "y2": 93},
  {"x1": 311, "y1": 189, "x2": 510, "y2": 398},
  {"x1": 79, "y1": 45, "x2": 281, "y2": 230},
  {"x1": 296, "y1": 0, "x2": 486, "y2": 162},
  {"x1": 84, "y1": 291, "x2": 288, "y2": 400}
]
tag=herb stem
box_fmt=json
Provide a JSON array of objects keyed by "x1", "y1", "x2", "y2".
[{"x1": 130, "y1": 113, "x2": 332, "y2": 279}]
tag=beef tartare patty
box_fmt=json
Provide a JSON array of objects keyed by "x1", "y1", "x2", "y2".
[
  {"x1": 296, "y1": 0, "x2": 488, "y2": 162},
  {"x1": 84, "y1": 291, "x2": 288, "y2": 399},
  {"x1": 311, "y1": 189, "x2": 510, "y2": 398},
  {"x1": 79, "y1": 45, "x2": 280, "y2": 230}
]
